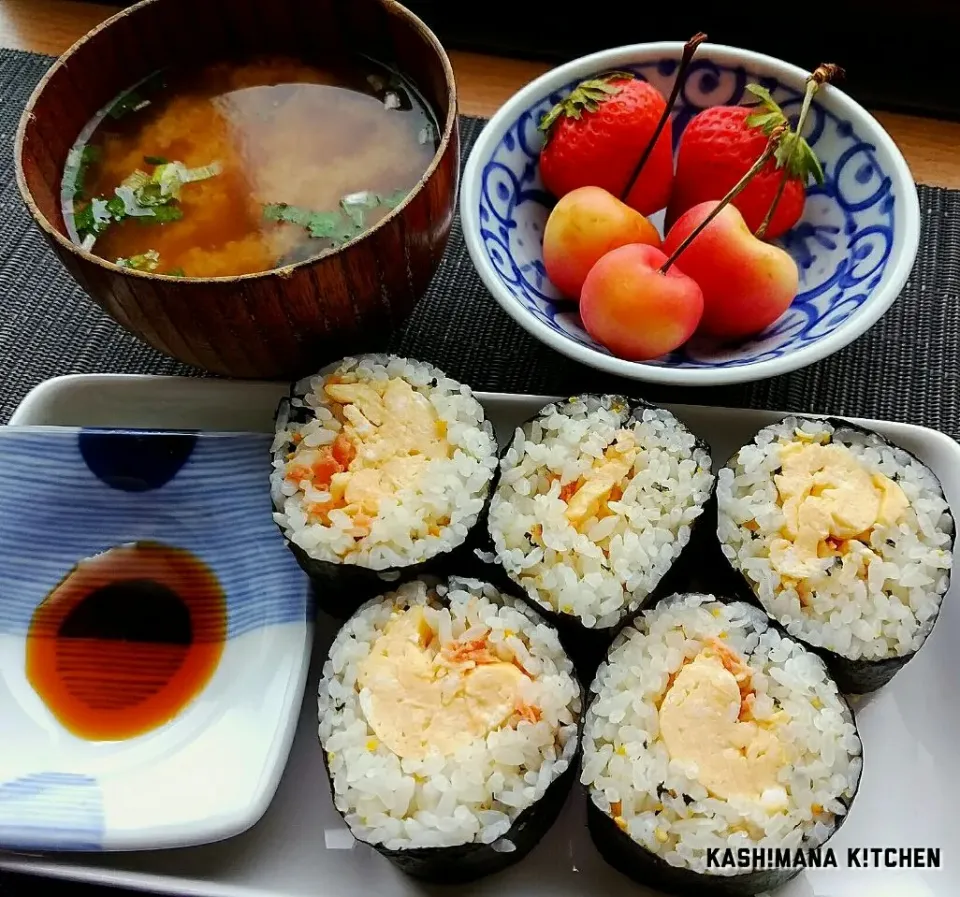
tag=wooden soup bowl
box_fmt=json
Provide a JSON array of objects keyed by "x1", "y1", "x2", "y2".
[{"x1": 16, "y1": 0, "x2": 458, "y2": 379}]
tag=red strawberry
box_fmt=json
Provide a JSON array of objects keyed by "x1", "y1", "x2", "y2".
[
  {"x1": 538, "y1": 73, "x2": 674, "y2": 217},
  {"x1": 666, "y1": 85, "x2": 825, "y2": 240}
]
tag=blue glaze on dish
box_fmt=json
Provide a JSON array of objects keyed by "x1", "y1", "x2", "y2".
[
  {"x1": 472, "y1": 59, "x2": 897, "y2": 369},
  {"x1": 0, "y1": 428, "x2": 310, "y2": 640},
  {"x1": 79, "y1": 430, "x2": 198, "y2": 491},
  {"x1": 0, "y1": 773, "x2": 104, "y2": 850}
]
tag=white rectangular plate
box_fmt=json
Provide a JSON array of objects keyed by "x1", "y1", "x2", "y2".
[{"x1": 4, "y1": 374, "x2": 959, "y2": 897}]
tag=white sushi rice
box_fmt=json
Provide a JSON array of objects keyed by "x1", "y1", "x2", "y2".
[
  {"x1": 581, "y1": 594, "x2": 862, "y2": 875},
  {"x1": 318, "y1": 578, "x2": 581, "y2": 850},
  {"x1": 489, "y1": 396, "x2": 714, "y2": 628},
  {"x1": 271, "y1": 355, "x2": 497, "y2": 570},
  {"x1": 718, "y1": 416, "x2": 954, "y2": 660}
]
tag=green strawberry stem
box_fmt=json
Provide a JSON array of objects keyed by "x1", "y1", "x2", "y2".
[
  {"x1": 755, "y1": 64, "x2": 842, "y2": 239},
  {"x1": 619, "y1": 32, "x2": 707, "y2": 203},
  {"x1": 660, "y1": 126, "x2": 787, "y2": 274},
  {"x1": 538, "y1": 71, "x2": 637, "y2": 138}
]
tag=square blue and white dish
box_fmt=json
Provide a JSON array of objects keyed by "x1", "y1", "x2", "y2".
[{"x1": 0, "y1": 427, "x2": 312, "y2": 851}]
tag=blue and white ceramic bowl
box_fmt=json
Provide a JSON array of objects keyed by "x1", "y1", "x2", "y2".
[
  {"x1": 461, "y1": 43, "x2": 920, "y2": 386},
  {"x1": 0, "y1": 427, "x2": 311, "y2": 851}
]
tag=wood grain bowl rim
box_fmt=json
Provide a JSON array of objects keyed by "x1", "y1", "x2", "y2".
[{"x1": 13, "y1": 0, "x2": 458, "y2": 285}]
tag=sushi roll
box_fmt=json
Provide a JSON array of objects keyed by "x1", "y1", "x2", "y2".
[
  {"x1": 488, "y1": 394, "x2": 714, "y2": 672},
  {"x1": 271, "y1": 355, "x2": 498, "y2": 615},
  {"x1": 582, "y1": 593, "x2": 862, "y2": 897},
  {"x1": 718, "y1": 416, "x2": 954, "y2": 693},
  {"x1": 317, "y1": 577, "x2": 582, "y2": 882}
]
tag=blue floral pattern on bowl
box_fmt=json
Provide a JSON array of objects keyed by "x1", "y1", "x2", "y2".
[{"x1": 471, "y1": 56, "x2": 901, "y2": 372}]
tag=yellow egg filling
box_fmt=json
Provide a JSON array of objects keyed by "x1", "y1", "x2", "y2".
[
  {"x1": 659, "y1": 643, "x2": 789, "y2": 808},
  {"x1": 356, "y1": 607, "x2": 537, "y2": 760},
  {"x1": 768, "y1": 441, "x2": 908, "y2": 580},
  {"x1": 557, "y1": 430, "x2": 639, "y2": 530}
]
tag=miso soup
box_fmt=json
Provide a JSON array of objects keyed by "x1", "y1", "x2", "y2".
[{"x1": 61, "y1": 56, "x2": 440, "y2": 278}]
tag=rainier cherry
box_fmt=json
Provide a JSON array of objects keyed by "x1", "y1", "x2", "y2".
[
  {"x1": 542, "y1": 187, "x2": 661, "y2": 301},
  {"x1": 580, "y1": 244, "x2": 704, "y2": 360},
  {"x1": 662, "y1": 202, "x2": 798, "y2": 340}
]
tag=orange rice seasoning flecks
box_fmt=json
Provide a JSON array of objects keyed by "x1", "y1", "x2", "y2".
[
  {"x1": 442, "y1": 634, "x2": 500, "y2": 666},
  {"x1": 706, "y1": 637, "x2": 756, "y2": 720},
  {"x1": 284, "y1": 432, "x2": 358, "y2": 526},
  {"x1": 514, "y1": 701, "x2": 542, "y2": 725},
  {"x1": 286, "y1": 432, "x2": 356, "y2": 490}
]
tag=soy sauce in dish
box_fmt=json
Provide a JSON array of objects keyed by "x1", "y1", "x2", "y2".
[
  {"x1": 61, "y1": 55, "x2": 440, "y2": 278},
  {"x1": 26, "y1": 542, "x2": 226, "y2": 741}
]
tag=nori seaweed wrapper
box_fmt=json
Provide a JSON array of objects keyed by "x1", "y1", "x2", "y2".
[
  {"x1": 271, "y1": 359, "x2": 497, "y2": 619},
  {"x1": 483, "y1": 394, "x2": 716, "y2": 682},
  {"x1": 319, "y1": 576, "x2": 584, "y2": 883},
  {"x1": 586, "y1": 797, "x2": 799, "y2": 896},
  {"x1": 374, "y1": 754, "x2": 578, "y2": 883},
  {"x1": 584, "y1": 594, "x2": 862, "y2": 896},
  {"x1": 718, "y1": 415, "x2": 955, "y2": 694}
]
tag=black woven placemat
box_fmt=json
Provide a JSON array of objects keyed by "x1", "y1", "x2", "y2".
[{"x1": 1, "y1": 47, "x2": 959, "y2": 439}]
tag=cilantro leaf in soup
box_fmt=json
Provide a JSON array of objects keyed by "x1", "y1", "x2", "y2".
[
  {"x1": 139, "y1": 205, "x2": 184, "y2": 225},
  {"x1": 307, "y1": 211, "x2": 358, "y2": 243},
  {"x1": 104, "y1": 195, "x2": 128, "y2": 222},
  {"x1": 341, "y1": 191, "x2": 381, "y2": 228},
  {"x1": 130, "y1": 182, "x2": 168, "y2": 208},
  {"x1": 381, "y1": 188, "x2": 409, "y2": 209},
  {"x1": 264, "y1": 189, "x2": 411, "y2": 250},
  {"x1": 74, "y1": 187, "x2": 160, "y2": 248},
  {"x1": 74, "y1": 195, "x2": 122, "y2": 243},
  {"x1": 164, "y1": 267, "x2": 186, "y2": 277},
  {"x1": 115, "y1": 184, "x2": 162, "y2": 217},
  {"x1": 116, "y1": 249, "x2": 161, "y2": 272},
  {"x1": 74, "y1": 156, "x2": 215, "y2": 249},
  {"x1": 144, "y1": 155, "x2": 169, "y2": 166},
  {"x1": 264, "y1": 203, "x2": 358, "y2": 247},
  {"x1": 263, "y1": 203, "x2": 314, "y2": 228},
  {"x1": 64, "y1": 145, "x2": 102, "y2": 201},
  {"x1": 72, "y1": 204, "x2": 96, "y2": 243}
]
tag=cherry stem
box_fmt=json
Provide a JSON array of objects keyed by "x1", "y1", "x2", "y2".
[
  {"x1": 660, "y1": 126, "x2": 786, "y2": 274},
  {"x1": 755, "y1": 63, "x2": 842, "y2": 239},
  {"x1": 619, "y1": 32, "x2": 707, "y2": 203}
]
